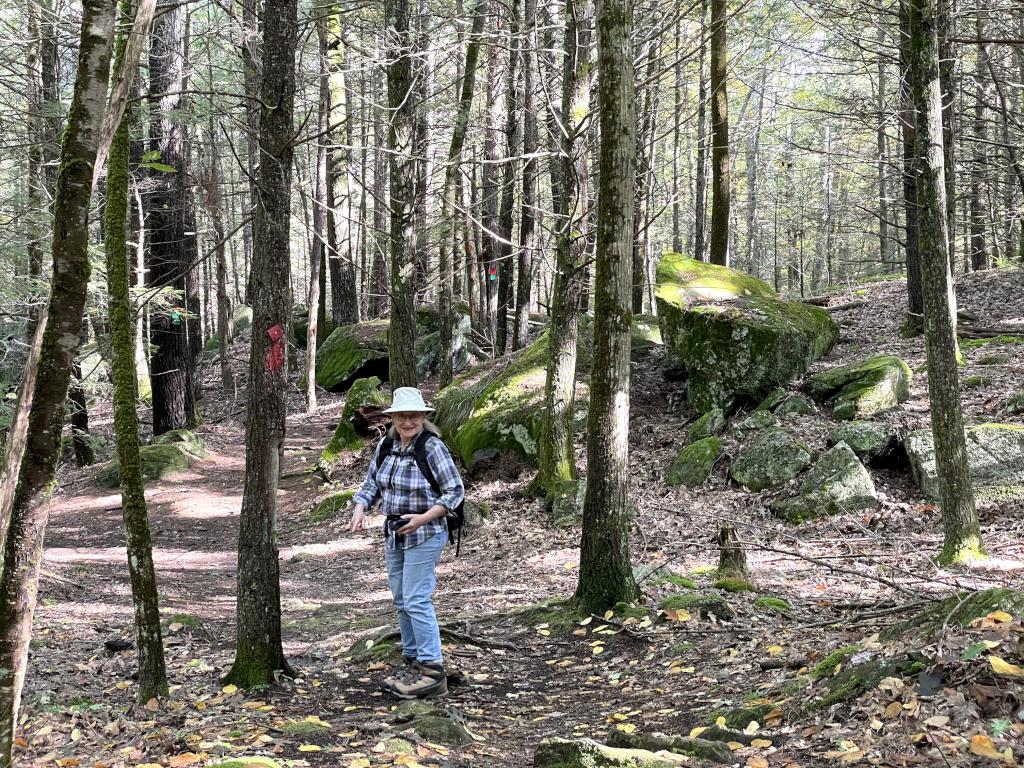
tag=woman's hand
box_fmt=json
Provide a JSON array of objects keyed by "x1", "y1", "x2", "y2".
[
  {"x1": 349, "y1": 504, "x2": 368, "y2": 533},
  {"x1": 395, "y1": 513, "x2": 426, "y2": 535}
]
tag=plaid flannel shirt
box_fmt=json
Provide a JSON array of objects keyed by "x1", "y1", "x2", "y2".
[{"x1": 353, "y1": 432, "x2": 465, "y2": 551}]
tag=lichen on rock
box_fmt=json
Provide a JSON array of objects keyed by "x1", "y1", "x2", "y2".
[
  {"x1": 905, "y1": 424, "x2": 1024, "y2": 501},
  {"x1": 806, "y1": 354, "x2": 911, "y2": 420},
  {"x1": 655, "y1": 254, "x2": 837, "y2": 411},
  {"x1": 729, "y1": 427, "x2": 811, "y2": 491},
  {"x1": 665, "y1": 436, "x2": 721, "y2": 487},
  {"x1": 771, "y1": 442, "x2": 878, "y2": 523}
]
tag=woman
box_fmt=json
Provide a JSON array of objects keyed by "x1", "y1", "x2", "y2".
[{"x1": 349, "y1": 387, "x2": 464, "y2": 699}]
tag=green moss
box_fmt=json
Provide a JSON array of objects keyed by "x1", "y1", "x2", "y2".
[
  {"x1": 828, "y1": 421, "x2": 892, "y2": 458},
  {"x1": 661, "y1": 593, "x2": 734, "y2": 620},
  {"x1": 610, "y1": 602, "x2": 651, "y2": 621},
  {"x1": 806, "y1": 354, "x2": 912, "y2": 420},
  {"x1": 714, "y1": 577, "x2": 754, "y2": 593},
  {"x1": 753, "y1": 596, "x2": 791, "y2": 615},
  {"x1": 718, "y1": 701, "x2": 777, "y2": 730},
  {"x1": 687, "y1": 408, "x2": 726, "y2": 444},
  {"x1": 775, "y1": 394, "x2": 815, "y2": 417},
  {"x1": 348, "y1": 630, "x2": 402, "y2": 662},
  {"x1": 514, "y1": 599, "x2": 582, "y2": 635},
  {"x1": 977, "y1": 353, "x2": 1010, "y2": 366},
  {"x1": 655, "y1": 254, "x2": 837, "y2": 411},
  {"x1": 688, "y1": 565, "x2": 717, "y2": 575},
  {"x1": 434, "y1": 330, "x2": 592, "y2": 468},
  {"x1": 276, "y1": 717, "x2": 331, "y2": 735},
  {"x1": 664, "y1": 574, "x2": 698, "y2": 590},
  {"x1": 755, "y1": 387, "x2": 789, "y2": 411},
  {"x1": 810, "y1": 644, "x2": 859, "y2": 679},
  {"x1": 311, "y1": 490, "x2": 355, "y2": 522},
  {"x1": 732, "y1": 409, "x2": 775, "y2": 432},
  {"x1": 883, "y1": 589, "x2": 1024, "y2": 641},
  {"x1": 631, "y1": 313, "x2": 663, "y2": 351},
  {"x1": 313, "y1": 321, "x2": 390, "y2": 392},
  {"x1": 96, "y1": 442, "x2": 194, "y2": 488},
  {"x1": 729, "y1": 428, "x2": 811, "y2": 491},
  {"x1": 151, "y1": 428, "x2": 207, "y2": 458},
  {"x1": 960, "y1": 334, "x2": 1024, "y2": 349},
  {"x1": 232, "y1": 305, "x2": 253, "y2": 336},
  {"x1": 207, "y1": 759, "x2": 279, "y2": 768},
  {"x1": 808, "y1": 658, "x2": 913, "y2": 710},
  {"x1": 665, "y1": 436, "x2": 721, "y2": 487},
  {"x1": 963, "y1": 375, "x2": 992, "y2": 388},
  {"x1": 320, "y1": 378, "x2": 390, "y2": 464},
  {"x1": 162, "y1": 613, "x2": 202, "y2": 630},
  {"x1": 534, "y1": 738, "x2": 682, "y2": 768}
]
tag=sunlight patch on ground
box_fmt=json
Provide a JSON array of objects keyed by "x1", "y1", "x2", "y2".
[
  {"x1": 44, "y1": 546, "x2": 236, "y2": 571},
  {"x1": 280, "y1": 537, "x2": 371, "y2": 559}
]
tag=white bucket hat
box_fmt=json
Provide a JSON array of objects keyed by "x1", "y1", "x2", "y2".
[{"x1": 384, "y1": 387, "x2": 436, "y2": 414}]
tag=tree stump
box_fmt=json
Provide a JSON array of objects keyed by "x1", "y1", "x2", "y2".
[{"x1": 717, "y1": 524, "x2": 750, "y2": 578}]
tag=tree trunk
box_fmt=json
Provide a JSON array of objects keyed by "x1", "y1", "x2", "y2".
[
  {"x1": 717, "y1": 524, "x2": 749, "y2": 578},
  {"x1": 900, "y1": 2, "x2": 924, "y2": 330},
  {"x1": 326, "y1": 8, "x2": 359, "y2": 326},
  {"x1": 574, "y1": 0, "x2": 639, "y2": 614},
  {"x1": 481, "y1": 44, "x2": 504, "y2": 342},
  {"x1": 495, "y1": 0, "x2": 521, "y2": 355},
  {"x1": 708, "y1": 0, "x2": 730, "y2": 267},
  {"x1": 224, "y1": 0, "x2": 298, "y2": 687},
  {"x1": 69, "y1": 324, "x2": 94, "y2": 467},
  {"x1": 0, "y1": 0, "x2": 115, "y2": 758},
  {"x1": 908, "y1": 0, "x2": 985, "y2": 565},
  {"x1": 104, "y1": 0, "x2": 168, "y2": 702},
  {"x1": 240, "y1": 0, "x2": 261, "y2": 306},
  {"x1": 439, "y1": 0, "x2": 487, "y2": 387},
  {"x1": 147, "y1": 1, "x2": 195, "y2": 435},
  {"x1": 535, "y1": 0, "x2": 593, "y2": 499},
  {"x1": 876, "y1": 23, "x2": 892, "y2": 269},
  {"x1": 969, "y1": 0, "x2": 989, "y2": 272},
  {"x1": 694, "y1": 0, "x2": 709, "y2": 262},
  {"x1": 308, "y1": 20, "x2": 330, "y2": 414},
  {"x1": 370, "y1": 73, "x2": 390, "y2": 319},
  {"x1": 514, "y1": 0, "x2": 538, "y2": 350},
  {"x1": 386, "y1": 0, "x2": 419, "y2": 387},
  {"x1": 937, "y1": 0, "x2": 956, "y2": 269},
  {"x1": 671, "y1": 15, "x2": 683, "y2": 254}
]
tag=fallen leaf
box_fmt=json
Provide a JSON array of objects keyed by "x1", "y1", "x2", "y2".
[
  {"x1": 924, "y1": 715, "x2": 950, "y2": 727},
  {"x1": 168, "y1": 754, "x2": 202, "y2": 768},
  {"x1": 144, "y1": 698, "x2": 159, "y2": 712},
  {"x1": 747, "y1": 758, "x2": 769, "y2": 768},
  {"x1": 883, "y1": 701, "x2": 903, "y2": 718},
  {"x1": 751, "y1": 738, "x2": 773, "y2": 748},
  {"x1": 298, "y1": 744, "x2": 321, "y2": 752},
  {"x1": 970, "y1": 734, "x2": 1008, "y2": 761},
  {"x1": 221, "y1": 684, "x2": 239, "y2": 695},
  {"x1": 743, "y1": 720, "x2": 760, "y2": 735},
  {"x1": 989, "y1": 655, "x2": 1024, "y2": 678},
  {"x1": 689, "y1": 726, "x2": 708, "y2": 738}
]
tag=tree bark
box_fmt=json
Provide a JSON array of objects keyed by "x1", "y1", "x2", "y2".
[
  {"x1": 0, "y1": 0, "x2": 115, "y2": 759},
  {"x1": 574, "y1": 0, "x2": 639, "y2": 614},
  {"x1": 69, "y1": 324, "x2": 94, "y2": 467},
  {"x1": 385, "y1": 0, "x2": 419, "y2": 388},
  {"x1": 224, "y1": 0, "x2": 298, "y2": 687},
  {"x1": 536, "y1": 0, "x2": 593, "y2": 499},
  {"x1": 708, "y1": 0, "x2": 730, "y2": 267},
  {"x1": 495, "y1": 0, "x2": 522, "y2": 355},
  {"x1": 900, "y1": 2, "x2": 924, "y2": 329},
  {"x1": 308, "y1": 20, "x2": 330, "y2": 414},
  {"x1": 513, "y1": 0, "x2": 539, "y2": 350},
  {"x1": 104, "y1": 0, "x2": 168, "y2": 702},
  {"x1": 907, "y1": 0, "x2": 985, "y2": 565},
  {"x1": 694, "y1": 0, "x2": 709, "y2": 262},
  {"x1": 969, "y1": 0, "x2": 990, "y2": 271}
]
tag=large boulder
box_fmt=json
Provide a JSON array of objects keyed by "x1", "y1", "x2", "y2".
[
  {"x1": 828, "y1": 420, "x2": 897, "y2": 462},
  {"x1": 771, "y1": 442, "x2": 878, "y2": 523},
  {"x1": 415, "y1": 307, "x2": 484, "y2": 382},
  {"x1": 905, "y1": 424, "x2": 1024, "y2": 501},
  {"x1": 96, "y1": 431, "x2": 206, "y2": 489},
  {"x1": 654, "y1": 254, "x2": 837, "y2": 411},
  {"x1": 318, "y1": 376, "x2": 390, "y2": 470},
  {"x1": 233, "y1": 304, "x2": 253, "y2": 336},
  {"x1": 434, "y1": 329, "x2": 591, "y2": 469},
  {"x1": 806, "y1": 354, "x2": 911, "y2": 420},
  {"x1": 665, "y1": 437, "x2": 721, "y2": 487},
  {"x1": 729, "y1": 427, "x2": 811, "y2": 491},
  {"x1": 314, "y1": 320, "x2": 390, "y2": 392},
  {"x1": 631, "y1": 314, "x2": 663, "y2": 352}
]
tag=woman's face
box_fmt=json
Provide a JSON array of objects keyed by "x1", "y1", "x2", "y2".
[{"x1": 392, "y1": 411, "x2": 425, "y2": 442}]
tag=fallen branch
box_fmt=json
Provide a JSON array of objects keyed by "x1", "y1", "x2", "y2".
[{"x1": 957, "y1": 324, "x2": 1024, "y2": 339}]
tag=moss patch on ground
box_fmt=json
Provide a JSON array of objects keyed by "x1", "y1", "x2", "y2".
[
  {"x1": 662, "y1": 593, "x2": 734, "y2": 620},
  {"x1": 882, "y1": 589, "x2": 1024, "y2": 641},
  {"x1": 810, "y1": 644, "x2": 859, "y2": 679},
  {"x1": 753, "y1": 596, "x2": 791, "y2": 615},
  {"x1": 713, "y1": 576, "x2": 754, "y2": 593},
  {"x1": 311, "y1": 490, "x2": 356, "y2": 522}
]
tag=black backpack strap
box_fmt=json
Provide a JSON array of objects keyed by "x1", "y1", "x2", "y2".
[
  {"x1": 374, "y1": 435, "x2": 395, "y2": 479},
  {"x1": 412, "y1": 430, "x2": 442, "y2": 497}
]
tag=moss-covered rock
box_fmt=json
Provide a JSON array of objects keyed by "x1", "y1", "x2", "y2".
[
  {"x1": 810, "y1": 644, "x2": 859, "y2": 679},
  {"x1": 729, "y1": 428, "x2": 811, "y2": 491},
  {"x1": 392, "y1": 700, "x2": 473, "y2": 747},
  {"x1": 665, "y1": 436, "x2": 721, "y2": 487},
  {"x1": 977, "y1": 352, "x2": 1010, "y2": 365},
  {"x1": 313, "y1": 321, "x2": 390, "y2": 392},
  {"x1": 717, "y1": 701, "x2": 778, "y2": 730},
  {"x1": 771, "y1": 442, "x2": 878, "y2": 523},
  {"x1": 882, "y1": 589, "x2": 1024, "y2": 641},
  {"x1": 687, "y1": 408, "x2": 725, "y2": 444},
  {"x1": 808, "y1": 657, "x2": 915, "y2": 710},
  {"x1": 319, "y1": 377, "x2": 390, "y2": 467},
  {"x1": 755, "y1": 387, "x2": 789, "y2": 412},
  {"x1": 434, "y1": 329, "x2": 591, "y2": 468},
  {"x1": 775, "y1": 394, "x2": 815, "y2": 417},
  {"x1": 806, "y1": 354, "x2": 912, "y2": 420},
  {"x1": 151, "y1": 428, "x2": 207, "y2": 458},
  {"x1": 631, "y1": 314, "x2": 663, "y2": 352},
  {"x1": 827, "y1": 421, "x2": 894, "y2": 461},
  {"x1": 1000, "y1": 392, "x2": 1024, "y2": 417},
  {"x1": 963, "y1": 374, "x2": 991, "y2": 389},
  {"x1": 415, "y1": 304, "x2": 483, "y2": 382},
  {"x1": 713, "y1": 576, "x2": 754, "y2": 593},
  {"x1": 731, "y1": 409, "x2": 775, "y2": 433},
  {"x1": 753, "y1": 596, "x2": 791, "y2": 615},
  {"x1": 905, "y1": 424, "x2": 1024, "y2": 501},
  {"x1": 655, "y1": 254, "x2": 838, "y2": 411},
  {"x1": 662, "y1": 593, "x2": 734, "y2": 621},
  {"x1": 311, "y1": 490, "x2": 355, "y2": 522},
  {"x1": 347, "y1": 629, "x2": 402, "y2": 662},
  {"x1": 606, "y1": 732, "x2": 733, "y2": 763},
  {"x1": 96, "y1": 442, "x2": 195, "y2": 488},
  {"x1": 291, "y1": 304, "x2": 335, "y2": 350},
  {"x1": 533, "y1": 738, "x2": 681, "y2": 768}
]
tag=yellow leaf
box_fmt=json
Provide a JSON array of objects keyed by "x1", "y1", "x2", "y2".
[
  {"x1": 743, "y1": 720, "x2": 760, "y2": 735},
  {"x1": 604, "y1": 610, "x2": 614, "y2": 619},
  {"x1": 747, "y1": 758, "x2": 769, "y2": 768},
  {"x1": 348, "y1": 759, "x2": 371, "y2": 768},
  {"x1": 70, "y1": 729, "x2": 81, "y2": 742},
  {"x1": 579, "y1": 617, "x2": 593, "y2": 626},
  {"x1": 56, "y1": 759, "x2": 80, "y2": 768},
  {"x1": 970, "y1": 734, "x2": 1004, "y2": 760},
  {"x1": 989, "y1": 655, "x2": 1024, "y2": 678},
  {"x1": 221, "y1": 684, "x2": 238, "y2": 695},
  {"x1": 168, "y1": 753, "x2": 203, "y2": 767},
  {"x1": 767, "y1": 645, "x2": 784, "y2": 657},
  {"x1": 883, "y1": 701, "x2": 903, "y2": 718},
  {"x1": 727, "y1": 741, "x2": 744, "y2": 750},
  {"x1": 615, "y1": 723, "x2": 636, "y2": 734},
  {"x1": 751, "y1": 738, "x2": 773, "y2": 748},
  {"x1": 986, "y1": 610, "x2": 1013, "y2": 623},
  {"x1": 715, "y1": 716, "x2": 727, "y2": 727},
  {"x1": 840, "y1": 750, "x2": 865, "y2": 763},
  {"x1": 689, "y1": 726, "x2": 708, "y2": 738},
  {"x1": 298, "y1": 744, "x2": 321, "y2": 752},
  {"x1": 592, "y1": 645, "x2": 605, "y2": 655},
  {"x1": 537, "y1": 629, "x2": 551, "y2": 636},
  {"x1": 305, "y1": 715, "x2": 331, "y2": 727}
]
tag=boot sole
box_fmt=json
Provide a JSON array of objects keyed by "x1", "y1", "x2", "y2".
[{"x1": 388, "y1": 684, "x2": 448, "y2": 700}]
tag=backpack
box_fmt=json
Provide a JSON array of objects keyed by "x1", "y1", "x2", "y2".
[{"x1": 375, "y1": 430, "x2": 465, "y2": 555}]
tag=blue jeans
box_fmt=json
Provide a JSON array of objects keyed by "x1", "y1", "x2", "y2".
[{"x1": 384, "y1": 530, "x2": 446, "y2": 663}]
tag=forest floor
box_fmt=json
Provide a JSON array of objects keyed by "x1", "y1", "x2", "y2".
[{"x1": 20, "y1": 270, "x2": 1024, "y2": 768}]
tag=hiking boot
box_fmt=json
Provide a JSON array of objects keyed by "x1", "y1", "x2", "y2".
[
  {"x1": 389, "y1": 661, "x2": 447, "y2": 699},
  {"x1": 380, "y1": 656, "x2": 417, "y2": 693}
]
